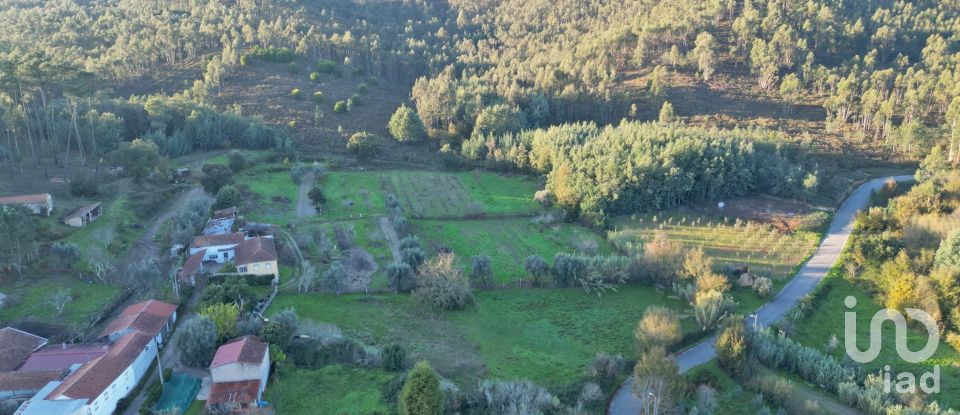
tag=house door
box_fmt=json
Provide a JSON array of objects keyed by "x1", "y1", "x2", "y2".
[{"x1": 222, "y1": 252, "x2": 229, "y2": 260}]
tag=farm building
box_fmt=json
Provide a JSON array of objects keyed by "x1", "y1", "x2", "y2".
[
  {"x1": 0, "y1": 193, "x2": 53, "y2": 216},
  {"x1": 18, "y1": 343, "x2": 109, "y2": 372},
  {"x1": 190, "y1": 232, "x2": 245, "y2": 263},
  {"x1": 62, "y1": 202, "x2": 102, "y2": 228},
  {"x1": 207, "y1": 335, "x2": 270, "y2": 413},
  {"x1": 177, "y1": 252, "x2": 206, "y2": 286},
  {"x1": 234, "y1": 236, "x2": 278, "y2": 278},
  {"x1": 0, "y1": 370, "x2": 65, "y2": 401},
  {"x1": 0, "y1": 328, "x2": 48, "y2": 371},
  {"x1": 99, "y1": 300, "x2": 178, "y2": 348},
  {"x1": 203, "y1": 207, "x2": 238, "y2": 235},
  {"x1": 16, "y1": 331, "x2": 158, "y2": 415}
]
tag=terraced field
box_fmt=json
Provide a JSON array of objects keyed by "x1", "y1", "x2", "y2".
[{"x1": 382, "y1": 170, "x2": 540, "y2": 219}]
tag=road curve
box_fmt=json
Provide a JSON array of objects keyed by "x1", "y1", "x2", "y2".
[{"x1": 607, "y1": 175, "x2": 915, "y2": 415}]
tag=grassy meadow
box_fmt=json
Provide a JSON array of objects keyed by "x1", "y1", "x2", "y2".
[
  {"x1": 235, "y1": 169, "x2": 299, "y2": 224},
  {"x1": 0, "y1": 277, "x2": 122, "y2": 327},
  {"x1": 271, "y1": 285, "x2": 693, "y2": 387},
  {"x1": 383, "y1": 170, "x2": 540, "y2": 219},
  {"x1": 264, "y1": 365, "x2": 394, "y2": 414},
  {"x1": 413, "y1": 218, "x2": 612, "y2": 283}
]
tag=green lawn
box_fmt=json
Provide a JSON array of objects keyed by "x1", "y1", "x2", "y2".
[
  {"x1": 271, "y1": 285, "x2": 692, "y2": 387},
  {"x1": 0, "y1": 277, "x2": 122, "y2": 327},
  {"x1": 235, "y1": 170, "x2": 299, "y2": 224},
  {"x1": 685, "y1": 361, "x2": 760, "y2": 415},
  {"x1": 318, "y1": 172, "x2": 387, "y2": 221},
  {"x1": 264, "y1": 365, "x2": 394, "y2": 414},
  {"x1": 792, "y1": 275, "x2": 960, "y2": 409},
  {"x1": 413, "y1": 218, "x2": 612, "y2": 283}
]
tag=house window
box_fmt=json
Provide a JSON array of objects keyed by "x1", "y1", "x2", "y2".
[
  {"x1": 265, "y1": 263, "x2": 272, "y2": 269},
  {"x1": 254, "y1": 264, "x2": 260, "y2": 271},
  {"x1": 239, "y1": 266, "x2": 247, "y2": 273}
]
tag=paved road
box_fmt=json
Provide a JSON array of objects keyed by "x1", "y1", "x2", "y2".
[{"x1": 608, "y1": 175, "x2": 914, "y2": 415}]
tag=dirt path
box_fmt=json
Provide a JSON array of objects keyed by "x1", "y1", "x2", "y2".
[
  {"x1": 378, "y1": 216, "x2": 402, "y2": 262},
  {"x1": 119, "y1": 187, "x2": 211, "y2": 269},
  {"x1": 296, "y1": 171, "x2": 317, "y2": 218}
]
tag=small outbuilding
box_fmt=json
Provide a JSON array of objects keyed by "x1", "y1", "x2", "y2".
[
  {"x1": 63, "y1": 202, "x2": 102, "y2": 228},
  {"x1": 0, "y1": 194, "x2": 53, "y2": 216}
]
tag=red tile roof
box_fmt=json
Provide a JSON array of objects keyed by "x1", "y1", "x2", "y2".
[
  {"x1": 0, "y1": 327, "x2": 48, "y2": 371},
  {"x1": 178, "y1": 252, "x2": 205, "y2": 279},
  {"x1": 18, "y1": 343, "x2": 109, "y2": 372},
  {"x1": 191, "y1": 232, "x2": 245, "y2": 248},
  {"x1": 210, "y1": 336, "x2": 268, "y2": 369},
  {"x1": 0, "y1": 370, "x2": 65, "y2": 392},
  {"x1": 99, "y1": 300, "x2": 176, "y2": 338},
  {"x1": 49, "y1": 331, "x2": 154, "y2": 401},
  {"x1": 234, "y1": 237, "x2": 277, "y2": 265},
  {"x1": 207, "y1": 380, "x2": 261, "y2": 406},
  {"x1": 0, "y1": 193, "x2": 51, "y2": 205}
]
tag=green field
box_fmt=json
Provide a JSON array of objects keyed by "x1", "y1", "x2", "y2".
[
  {"x1": 235, "y1": 169, "x2": 299, "y2": 224},
  {"x1": 264, "y1": 365, "x2": 394, "y2": 414},
  {"x1": 413, "y1": 218, "x2": 612, "y2": 283},
  {"x1": 271, "y1": 285, "x2": 692, "y2": 387},
  {"x1": 64, "y1": 197, "x2": 144, "y2": 258},
  {"x1": 610, "y1": 213, "x2": 819, "y2": 280},
  {"x1": 0, "y1": 277, "x2": 123, "y2": 327},
  {"x1": 792, "y1": 275, "x2": 960, "y2": 409},
  {"x1": 382, "y1": 170, "x2": 540, "y2": 219},
  {"x1": 318, "y1": 172, "x2": 387, "y2": 220}
]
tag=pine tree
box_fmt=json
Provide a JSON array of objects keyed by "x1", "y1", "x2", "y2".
[{"x1": 388, "y1": 104, "x2": 427, "y2": 143}]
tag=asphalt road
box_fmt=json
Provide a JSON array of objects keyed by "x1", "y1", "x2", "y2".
[{"x1": 607, "y1": 175, "x2": 915, "y2": 415}]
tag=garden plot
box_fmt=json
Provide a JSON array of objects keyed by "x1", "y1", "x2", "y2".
[
  {"x1": 382, "y1": 170, "x2": 540, "y2": 219},
  {"x1": 610, "y1": 213, "x2": 818, "y2": 280}
]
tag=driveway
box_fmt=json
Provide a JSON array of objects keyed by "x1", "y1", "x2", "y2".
[
  {"x1": 295, "y1": 171, "x2": 317, "y2": 218},
  {"x1": 607, "y1": 175, "x2": 914, "y2": 414}
]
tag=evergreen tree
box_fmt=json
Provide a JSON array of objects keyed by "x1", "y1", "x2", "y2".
[{"x1": 399, "y1": 361, "x2": 442, "y2": 415}]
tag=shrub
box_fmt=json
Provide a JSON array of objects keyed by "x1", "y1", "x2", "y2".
[
  {"x1": 413, "y1": 253, "x2": 473, "y2": 310},
  {"x1": 200, "y1": 163, "x2": 233, "y2": 193},
  {"x1": 476, "y1": 379, "x2": 559, "y2": 413},
  {"x1": 382, "y1": 344, "x2": 407, "y2": 371},
  {"x1": 309, "y1": 72, "x2": 320, "y2": 82},
  {"x1": 213, "y1": 185, "x2": 241, "y2": 210},
  {"x1": 399, "y1": 361, "x2": 442, "y2": 415},
  {"x1": 387, "y1": 261, "x2": 416, "y2": 292},
  {"x1": 308, "y1": 187, "x2": 326, "y2": 206},
  {"x1": 227, "y1": 150, "x2": 247, "y2": 172},
  {"x1": 401, "y1": 247, "x2": 426, "y2": 270},
  {"x1": 635, "y1": 306, "x2": 682, "y2": 351},
  {"x1": 333, "y1": 100, "x2": 348, "y2": 113},
  {"x1": 745, "y1": 374, "x2": 790, "y2": 406},
  {"x1": 346, "y1": 132, "x2": 378, "y2": 158},
  {"x1": 70, "y1": 172, "x2": 99, "y2": 196},
  {"x1": 290, "y1": 88, "x2": 303, "y2": 99},
  {"x1": 470, "y1": 254, "x2": 493, "y2": 287},
  {"x1": 287, "y1": 62, "x2": 299, "y2": 73},
  {"x1": 348, "y1": 94, "x2": 363, "y2": 107},
  {"x1": 753, "y1": 276, "x2": 773, "y2": 297},
  {"x1": 317, "y1": 59, "x2": 337, "y2": 74},
  {"x1": 524, "y1": 255, "x2": 549, "y2": 287},
  {"x1": 552, "y1": 253, "x2": 587, "y2": 287},
  {"x1": 177, "y1": 316, "x2": 218, "y2": 366},
  {"x1": 715, "y1": 317, "x2": 749, "y2": 380},
  {"x1": 798, "y1": 211, "x2": 830, "y2": 232},
  {"x1": 356, "y1": 82, "x2": 369, "y2": 94},
  {"x1": 312, "y1": 91, "x2": 325, "y2": 103}
]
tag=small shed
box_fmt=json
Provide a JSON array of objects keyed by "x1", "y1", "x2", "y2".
[{"x1": 63, "y1": 202, "x2": 102, "y2": 228}]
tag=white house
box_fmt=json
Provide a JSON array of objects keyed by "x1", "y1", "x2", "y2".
[
  {"x1": 189, "y1": 232, "x2": 245, "y2": 263},
  {"x1": 16, "y1": 331, "x2": 157, "y2": 415},
  {"x1": 99, "y1": 300, "x2": 178, "y2": 348},
  {"x1": 207, "y1": 336, "x2": 270, "y2": 413},
  {"x1": 0, "y1": 194, "x2": 53, "y2": 216}
]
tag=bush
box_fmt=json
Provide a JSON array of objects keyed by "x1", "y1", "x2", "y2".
[
  {"x1": 745, "y1": 374, "x2": 790, "y2": 406},
  {"x1": 387, "y1": 261, "x2": 416, "y2": 292},
  {"x1": 287, "y1": 62, "x2": 299, "y2": 73},
  {"x1": 317, "y1": 59, "x2": 337, "y2": 74},
  {"x1": 333, "y1": 100, "x2": 348, "y2": 113},
  {"x1": 470, "y1": 254, "x2": 493, "y2": 287},
  {"x1": 399, "y1": 361, "x2": 442, "y2": 415},
  {"x1": 798, "y1": 211, "x2": 830, "y2": 232},
  {"x1": 635, "y1": 306, "x2": 682, "y2": 351},
  {"x1": 355, "y1": 83, "x2": 369, "y2": 94},
  {"x1": 382, "y1": 344, "x2": 406, "y2": 371},
  {"x1": 348, "y1": 94, "x2": 363, "y2": 107},
  {"x1": 309, "y1": 72, "x2": 320, "y2": 82},
  {"x1": 70, "y1": 172, "x2": 99, "y2": 196},
  {"x1": 346, "y1": 131, "x2": 378, "y2": 158},
  {"x1": 200, "y1": 163, "x2": 233, "y2": 193},
  {"x1": 524, "y1": 255, "x2": 550, "y2": 287},
  {"x1": 227, "y1": 150, "x2": 247, "y2": 172},
  {"x1": 476, "y1": 379, "x2": 559, "y2": 414},
  {"x1": 312, "y1": 91, "x2": 325, "y2": 103},
  {"x1": 213, "y1": 185, "x2": 241, "y2": 211},
  {"x1": 413, "y1": 253, "x2": 473, "y2": 310},
  {"x1": 177, "y1": 316, "x2": 218, "y2": 366},
  {"x1": 290, "y1": 88, "x2": 303, "y2": 99}
]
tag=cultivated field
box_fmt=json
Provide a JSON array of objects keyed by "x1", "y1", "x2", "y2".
[
  {"x1": 264, "y1": 365, "x2": 394, "y2": 414},
  {"x1": 610, "y1": 213, "x2": 819, "y2": 280},
  {"x1": 0, "y1": 277, "x2": 123, "y2": 334},
  {"x1": 413, "y1": 217, "x2": 612, "y2": 283},
  {"x1": 319, "y1": 171, "x2": 387, "y2": 220},
  {"x1": 234, "y1": 168, "x2": 300, "y2": 224},
  {"x1": 383, "y1": 170, "x2": 540, "y2": 219}
]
